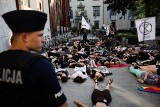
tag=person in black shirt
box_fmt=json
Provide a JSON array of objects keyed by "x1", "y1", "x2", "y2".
[
  {"x1": 82, "y1": 29, "x2": 88, "y2": 45},
  {"x1": 74, "y1": 78, "x2": 113, "y2": 107}
]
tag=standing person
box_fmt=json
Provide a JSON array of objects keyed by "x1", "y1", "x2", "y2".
[
  {"x1": 0, "y1": 10, "x2": 68, "y2": 107},
  {"x1": 109, "y1": 24, "x2": 116, "y2": 47},
  {"x1": 82, "y1": 29, "x2": 88, "y2": 45}
]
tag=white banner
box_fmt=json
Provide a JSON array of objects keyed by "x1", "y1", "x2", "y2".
[
  {"x1": 135, "y1": 17, "x2": 156, "y2": 42},
  {"x1": 81, "y1": 16, "x2": 90, "y2": 30}
]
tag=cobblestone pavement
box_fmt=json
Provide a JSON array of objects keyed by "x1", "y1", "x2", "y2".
[{"x1": 60, "y1": 34, "x2": 160, "y2": 107}]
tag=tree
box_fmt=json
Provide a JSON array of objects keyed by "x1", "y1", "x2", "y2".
[{"x1": 104, "y1": 0, "x2": 160, "y2": 17}]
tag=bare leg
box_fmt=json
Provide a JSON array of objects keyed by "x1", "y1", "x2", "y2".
[
  {"x1": 92, "y1": 60, "x2": 97, "y2": 67},
  {"x1": 104, "y1": 61, "x2": 109, "y2": 66},
  {"x1": 140, "y1": 65, "x2": 156, "y2": 68},
  {"x1": 90, "y1": 60, "x2": 93, "y2": 68},
  {"x1": 139, "y1": 65, "x2": 158, "y2": 74},
  {"x1": 94, "y1": 79, "x2": 99, "y2": 89},
  {"x1": 74, "y1": 99, "x2": 88, "y2": 107}
]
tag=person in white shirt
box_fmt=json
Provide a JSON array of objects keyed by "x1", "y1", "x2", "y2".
[{"x1": 71, "y1": 66, "x2": 88, "y2": 83}]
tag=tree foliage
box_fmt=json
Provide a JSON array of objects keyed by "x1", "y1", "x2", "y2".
[{"x1": 104, "y1": 0, "x2": 160, "y2": 17}]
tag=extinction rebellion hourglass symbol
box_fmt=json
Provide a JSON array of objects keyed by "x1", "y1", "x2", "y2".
[{"x1": 139, "y1": 22, "x2": 152, "y2": 35}]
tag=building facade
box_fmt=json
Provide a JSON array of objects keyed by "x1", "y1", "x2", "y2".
[
  {"x1": 70, "y1": 0, "x2": 131, "y2": 30},
  {"x1": 49, "y1": 0, "x2": 71, "y2": 37},
  {"x1": 70, "y1": 0, "x2": 103, "y2": 30}
]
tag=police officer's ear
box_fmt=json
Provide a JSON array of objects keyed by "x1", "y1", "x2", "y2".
[{"x1": 21, "y1": 33, "x2": 28, "y2": 43}]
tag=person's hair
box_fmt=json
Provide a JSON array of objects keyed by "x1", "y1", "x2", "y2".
[
  {"x1": 74, "y1": 76, "x2": 84, "y2": 83},
  {"x1": 61, "y1": 76, "x2": 68, "y2": 82},
  {"x1": 76, "y1": 63, "x2": 83, "y2": 67},
  {"x1": 97, "y1": 76, "x2": 104, "y2": 81},
  {"x1": 11, "y1": 32, "x2": 32, "y2": 44},
  {"x1": 11, "y1": 33, "x2": 21, "y2": 44},
  {"x1": 72, "y1": 49, "x2": 78, "y2": 55}
]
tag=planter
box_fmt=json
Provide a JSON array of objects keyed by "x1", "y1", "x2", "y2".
[{"x1": 73, "y1": 32, "x2": 78, "y2": 36}]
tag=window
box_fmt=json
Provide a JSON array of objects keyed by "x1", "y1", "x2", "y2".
[
  {"x1": 37, "y1": 0, "x2": 44, "y2": 12},
  {"x1": 23, "y1": 0, "x2": 30, "y2": 7},
  {"x1": 93, "y1": 6, "x2": 100, "y2": 16},
  {"x1": 111, "y1": 11, "x2": 116, "y2": 16}
]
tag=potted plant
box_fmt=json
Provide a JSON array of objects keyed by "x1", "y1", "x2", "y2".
[{"x1": 71, "y1": 26, "x2": 79, "y2": 36}]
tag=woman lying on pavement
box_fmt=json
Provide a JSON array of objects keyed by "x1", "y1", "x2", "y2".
[
  {"x1": 138, "y1": 64, "x2": 160, "y2": 75},
  {"x1": 71, "y1": 65, "x2": 88, "y2": 83},
  {"x1": 55, "y1": 67, "x2": 71, "y2": 82},
  {"x1": 135, "y1": 52, "x2": 160, "y2": 66},
  {"x1": 130, "y1": 66, "x2": 160, "y2": 86},
  {"x1": 67, "y1": 50, "x2": 86, "y2": 68},
  {"x1": 123, "y1": 53, "x2": 137, "y2": 64},
  {"x1": 73, "y1": 78, "x2": 113, "y2": 107},
  {"x1": 93, "y1": 53, "x2": 121, "y2": 67},
  {"x1": 73, "y1": 40, "x2": 82, "y2": 51},
  {"x1": 90, "y1": 67, "x2": 105, "y2": 82}
]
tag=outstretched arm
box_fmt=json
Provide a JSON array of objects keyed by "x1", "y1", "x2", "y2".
[{"x1": 74, "y1": 99, "x2": 88, "y2": 107}]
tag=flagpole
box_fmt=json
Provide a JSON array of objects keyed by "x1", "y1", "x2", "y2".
[
  {"x1": 80, "y1": 28, "x2": 82, "y2": 41},
  {"x1": 143, "y1": 19, "x2": 146, "y2": 48}
]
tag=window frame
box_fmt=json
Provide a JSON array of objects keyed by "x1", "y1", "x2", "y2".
[{"x1": 93, "y1": 6, "x2": 100, "y2": 16}]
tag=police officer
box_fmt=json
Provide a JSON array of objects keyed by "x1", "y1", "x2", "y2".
[{"x1": 0, "y1": 10, "x2": 68, "y2": 107}]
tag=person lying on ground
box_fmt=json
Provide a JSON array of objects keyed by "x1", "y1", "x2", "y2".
[
  {"x1": 90, "y1": 68, "x2": 105, "y2": 82},
  {"x1": 71, "y1": 66, "x2": 88, "y2": 83},
  {"x1": 130, "y1": 66, "x2": 160, "y2": 86},
  {"x1": 67, "y1": 50, "x2": 86, "y2": 68},
  {"x1": 74, "y1": 78, "x2": 113, "y2": 107},
  {"x1": 55, "y1": 66, "x2": 70, "y2": 82},
  {"x1": 92, "y1": 55, "x2": 121, "y2": 68},
  {"x1": 137, "y1": 64, "x2": 160, "y2": 75}
]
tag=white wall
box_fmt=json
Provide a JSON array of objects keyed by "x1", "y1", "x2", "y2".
[
  {"x1": 43, "y1": 0, "x2": 51, "y2": 45},
  {"x1": 0, "y1": 0, "x2": 17, "y2": 52}
]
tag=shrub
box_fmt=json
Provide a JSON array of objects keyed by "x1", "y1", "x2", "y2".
[
  {"x1": 71, "y1": 26, "x2": 79, "y2": 33},
  {"x1": 116, "y1": 33, "x2": 138, "y2": 45}
]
